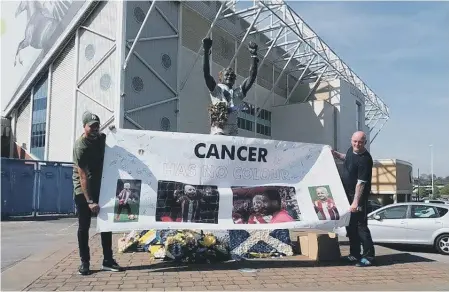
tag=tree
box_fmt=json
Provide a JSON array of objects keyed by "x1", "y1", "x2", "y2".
[
  {"x1": 440, "y1": 184, "x2": 449, "y2": 195},
  {"x1": 417, "y1": 187, "x2": 430, "y2": 198},
  {"x1": 432, "y1": 187, "x2": 440, "y2": 199}
]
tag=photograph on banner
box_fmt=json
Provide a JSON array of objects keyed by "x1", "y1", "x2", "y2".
[
  {"x1": 114, "y1": 179, "x2": 142, "y2": 222},
  {"x1": 308, "y1": 185, "x2": 340, "y2": 220},
  {"x1": 155, "y1": 180, "x2": 220, "y2": 224},
  {"x1": 231, "y1": 186, "x2": 301, "y2": 224}
]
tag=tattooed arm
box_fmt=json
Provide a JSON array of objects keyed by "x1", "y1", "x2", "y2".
[{"x1": 352, "y1": 181, "x2": 366, "y2": 209}]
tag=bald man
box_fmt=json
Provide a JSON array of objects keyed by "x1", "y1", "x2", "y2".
[{"x1": 332, "y1": 131, "x2": 375, "y2": 267}]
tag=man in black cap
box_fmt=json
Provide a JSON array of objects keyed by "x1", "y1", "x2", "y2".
[{"x1": 73, "y1": 111, "x2": 123, "y2": 275}]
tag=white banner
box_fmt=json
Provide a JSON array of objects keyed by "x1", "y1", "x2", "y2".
[{"x1": 97, "y1": 129, "x2": 350, "y2": 232}]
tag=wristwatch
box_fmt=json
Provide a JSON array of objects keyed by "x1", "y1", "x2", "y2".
[{"x1": 87, "y1": 199, "x2": 94, "y2": 204}]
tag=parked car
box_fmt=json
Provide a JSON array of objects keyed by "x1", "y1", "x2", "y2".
[
  {"x1": 336, "y1": 202, "x2": 449, "y2": 255},
  {"x1": 367, "y1": 199, "x2": 383, "y2": 213},
  {"x1": 423, "y1": 199, "x2": 449, "y2": 205}
]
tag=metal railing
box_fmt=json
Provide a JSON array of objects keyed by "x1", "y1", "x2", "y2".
[{"x1": 1, "y1": 158, "x2": 76, "y2": 218}]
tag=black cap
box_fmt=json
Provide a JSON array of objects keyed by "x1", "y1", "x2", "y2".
[{"x1": 82, "y1": 111, "x2": 100, "y2": 126}]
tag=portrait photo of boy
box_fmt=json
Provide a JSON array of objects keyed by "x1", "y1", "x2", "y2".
[
  {"x1": 114, "y1": 179, "x2": 141, "y2": 222},
  {"x1": 308, "y1": 185, "x2": 340, "y2": 220}
]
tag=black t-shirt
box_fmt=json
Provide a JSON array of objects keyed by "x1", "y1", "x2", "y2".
[{"x1": 341, "y1": 147, "x2": 373, "y2": 202}]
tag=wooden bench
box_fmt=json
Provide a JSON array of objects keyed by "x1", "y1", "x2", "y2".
[{"x1": 289, "y1": 229, "x2": 341, "y2": 261}]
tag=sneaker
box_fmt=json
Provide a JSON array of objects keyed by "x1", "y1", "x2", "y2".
[
  {"x1": 78, "y1": 262, "x2": 91, "y2": 275},
  {"x1": 101, "y1": 259, "x2": 123, "y2": 272},
  {"x1": 356, "y1": 257, "x2": 373, "y2": 267},
  {"x1": 343, "y1": 255, "x2": 360, "y2": 263}
]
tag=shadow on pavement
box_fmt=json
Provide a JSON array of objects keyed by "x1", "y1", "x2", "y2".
[
  {"x1": 122, "y1": 252, "x2": 435, "y2": 273},
  {"x1": 377, "y1": 243, "x2": 439, "y2": 254},
  {"x1": 373, "y1": 252, "x2": 435, "y2": 266},
  {"x1": 1, "y1": 214, "x2": 77, "y2": 222}
]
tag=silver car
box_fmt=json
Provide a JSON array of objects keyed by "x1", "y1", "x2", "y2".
[
  {"x1": 336, "y1": 202, "x2": 449, "y2": 255},
  {"x1": 423, "y1": 199, "x2": 449, "y2": 205}
]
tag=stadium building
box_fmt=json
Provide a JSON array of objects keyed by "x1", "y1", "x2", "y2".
[{"x1": 2, "y1": 0, "x2": 390, "y2": 162}]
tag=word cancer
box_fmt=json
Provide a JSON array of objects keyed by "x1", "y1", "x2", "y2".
[{"x1": 194, "y1": 143, "x2": 268, "y2": 162}]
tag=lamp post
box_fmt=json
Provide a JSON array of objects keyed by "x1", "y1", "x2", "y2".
[
  {"x1": 417, "y1": 168, "x2": 420, "y2": 201},
  {"x1": 430, "y1": 144, "x2": 434, "y2": 199}
]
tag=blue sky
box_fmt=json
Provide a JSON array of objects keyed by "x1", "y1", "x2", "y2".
[{"x1": 289, "y1": 1, "x2": 449, "y2": 177}]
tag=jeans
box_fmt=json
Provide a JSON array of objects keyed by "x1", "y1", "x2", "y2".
[
  {"x1": 75, "y1": 195, "x2": 113, "y2": 263},
  {"x1": 345, "y1": 199, "x2": 375, "y2": 260}
]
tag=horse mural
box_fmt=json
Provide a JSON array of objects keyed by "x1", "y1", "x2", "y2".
[{"x1": 14, "y1": 0, "x2": 72, "y2": 66}]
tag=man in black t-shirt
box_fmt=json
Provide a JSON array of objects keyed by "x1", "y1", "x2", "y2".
[{"x1": 332, "y1": 131, "x2": 375, "y2": 267}]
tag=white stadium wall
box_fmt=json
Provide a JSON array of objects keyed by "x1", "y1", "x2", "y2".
[
  {"x1": 271, "y1": 100, "x2": 336, "y2": 147},
  {"x1": 334, "y1": 79, "x2": 367, "y2": 152},
  {"x1": 74, "y1": 1, "x2": 118, "y2": 140},
  {"x1": 295, "y1": 78, "x2": 369, "y2": 152},
  {"x1": 48, "y1": 0, "x2": 119, "y2": 162},
  {"x1": 47, "y1": 39, "x2": 76, "y2": 161},
  {"x1": 4, "y1": 0, "x2": 376, "y2": 163},
  {"x1": 14, "y1": 98, "x2": 32, "y2": 152},
  {"x1": 270, "y1": 77, "x2": 370, "y2": 152},
  {"x1": 8, "y1": 1, "x2": 120, "y2": 162}
]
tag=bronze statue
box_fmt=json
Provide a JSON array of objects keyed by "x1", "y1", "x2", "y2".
[{"x1": 202, "y1": 37, "x2": 259, "y2": 135}]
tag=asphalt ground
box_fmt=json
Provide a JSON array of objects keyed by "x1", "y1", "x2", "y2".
[{"x1": 1, "y1": 217, "x2": 94, "y2": 272}]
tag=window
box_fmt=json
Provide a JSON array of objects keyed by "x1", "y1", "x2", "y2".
[
  {"x1": 411, "y1": 205, "x2": 438, "y2": 218},
  {"x1": 377, "y1": 205, "x2": 408, "y2": 219},
  {"x1": 30, "y1": 76, "x2": 48, "y2": 159},
  {"x1": 436, "y1": 207, "x2": 449, "y2": 217},
  {"x1": 356, "y1": 101, "x2": 363, "y2": 131},
  {"x1": 237, "y1": 117, "x2": 253, "y2": 132},
  {"x1": 256, "y1": 123, "x2": 271, "y2": 136},
  {"x1": 411, "y1": 205, "x2": 449, "y2": 218},
  {"x1": 257, "y1": 108, "x2": 272, "y2": 122},
  {"x1": 256, "y1": 107, "x2": 272, "y2": 136},
  {"x1": 238, "y1": 104, "x2": 272, "y2": 136}
]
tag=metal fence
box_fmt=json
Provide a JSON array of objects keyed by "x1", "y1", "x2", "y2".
[{"x1": 1, "y1": 158, "x2": 76, "y2": 218}]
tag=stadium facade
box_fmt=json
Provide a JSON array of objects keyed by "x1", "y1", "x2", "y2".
[{"x1": 2, "y1": 0, "x2": 390, "y2": 162}]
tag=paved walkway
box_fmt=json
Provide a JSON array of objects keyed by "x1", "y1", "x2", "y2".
[
  {"x1": 1, "y1": 218, "x2": 80, "y2": 272},
  {"x1": 17, "y1": 234, "x2": 449, "y2": 291}
]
